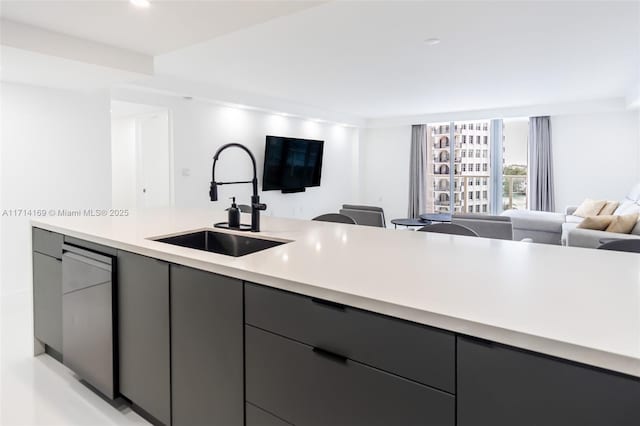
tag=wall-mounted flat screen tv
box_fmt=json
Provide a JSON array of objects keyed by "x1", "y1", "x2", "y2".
[{"x1": 262, "y1": 135, "x2": 324, "y2": 192}]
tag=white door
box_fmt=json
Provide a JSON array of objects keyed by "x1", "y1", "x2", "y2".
[{"x1": 136, "y1": 111, "x2": 172, "y2": 208}]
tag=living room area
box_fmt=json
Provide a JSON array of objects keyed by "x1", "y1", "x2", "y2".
[{"x1": 359, "y1": 108, "x2": 640, "y2": 250}]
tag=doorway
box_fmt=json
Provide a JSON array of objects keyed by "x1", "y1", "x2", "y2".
[{"x1": 110, "y1": 101, "x2": 173, "y2": 209}]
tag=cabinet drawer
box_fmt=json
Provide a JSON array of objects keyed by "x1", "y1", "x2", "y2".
[
  {"x1": 245, "y1": 283, "x2": 455, "y2": 393},
  {"x1": 33, "y1": 228, "x2": 63, "y2": 259},
  {"x1": 246, "y1": 325, "x2": 454, "y2": 426}
]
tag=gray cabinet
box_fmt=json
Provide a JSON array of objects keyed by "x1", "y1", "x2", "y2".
[
  {"x1": 457, "y1": 336, "x2": 640, "y2": 426},
  {"x1": 33, "y1": 251, "x2": 63, "y2": 358},
  {"x1": 246, "y1": 325, "x2": 454, "y2": 426},
  {"x1": 117, "y1": 251, "x2": 171, "y2": 425},
  {"x1": 170, "y1": 266, "x2": 243, "y2": 426}
]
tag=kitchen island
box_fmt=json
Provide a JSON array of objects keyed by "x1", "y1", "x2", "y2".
[{"x1": 32, "y1": 209, "x2": 640, "y2": 425}]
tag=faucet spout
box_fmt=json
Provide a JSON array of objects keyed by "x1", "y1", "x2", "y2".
[{"x1": 210, "y1": 143, "x2": 267, "y2": 232}]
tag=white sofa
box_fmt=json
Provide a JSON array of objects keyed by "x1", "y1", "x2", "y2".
[
  {"x1": 503, "y1": 183, "x2": 640, "y2": 249},
  {"x1": 501, "y1": 209, "x2": 565, "y2": 245}
]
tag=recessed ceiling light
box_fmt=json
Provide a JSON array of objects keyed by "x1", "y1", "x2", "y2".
[
  {"x1": 424, "y1": 38, "x2": 441, "y2": 46},
  {"x1": 130, "y1": 0, "x2": 150, "y2": 8}
]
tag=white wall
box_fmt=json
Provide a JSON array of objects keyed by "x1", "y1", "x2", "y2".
[
  {"x1": 358, "y1": 125, "x2": 412, "y2": 223},
  {"x1": 113, "y1": 89, "x2": 360, "y2": 220},
  {"x1": 0, "y1": 82, "x2": 111, "y2": 296},
  {"x1": 552, "y1": 110, "x2": 640, "y2": 211},
  {"x1": 111, "y1": 117, "x2": 137, "y2": 208}
]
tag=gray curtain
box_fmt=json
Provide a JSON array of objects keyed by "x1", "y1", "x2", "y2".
[
  {"x1": 408, "y1": 124, "x2": 428, "y2": 218},
  {"x1": 489, "y1": 119, "x2": 504, "y2": 214},
  {"x1": 529, "y1": 116, "x2": 555, "y2": 212}
]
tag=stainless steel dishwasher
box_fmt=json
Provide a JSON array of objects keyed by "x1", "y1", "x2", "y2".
[{"x1": 62, "y1": 243, "x2": 116, "y2": 399}]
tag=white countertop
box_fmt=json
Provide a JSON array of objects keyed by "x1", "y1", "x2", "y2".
[{"x1": 33, "y1": 209, "x2": 640, "y2": 378}]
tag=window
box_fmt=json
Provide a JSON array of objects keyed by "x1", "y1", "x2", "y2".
[
  {"x1": 502, "y1": 118, "x2": 529, "y2": 211},
  {"x1": 483, "y1": 163, "x2": 488, "y2": 172},
  {"x1": 483, "y1": 190, "x2": 488, "y2": 199},
  {"x1": 482, "y1": 205, "x2": 488, "y2": 213},
  {"x1": 425, "y1": 120, "x2": 494, "y2": 215},
  {"x1": 476, "y1": 205, "x2": 481, "y2": 213},
  {"x1": 483, "y1": 123, "x2": 488, "y2": 131},
  {"x1": 483, "y1": 136, "x2": 488, "y2": 144},
  {"x1": 483, "y1": 178, "x2": 488, "y2": 185}
]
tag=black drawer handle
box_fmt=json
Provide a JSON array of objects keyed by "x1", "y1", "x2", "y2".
[
  {"x1": 311, "y1": 297, "x2": 346, "y2": 311},
  {"x1": 312, "y1": 347, "x2": 348, "y2": 364}
]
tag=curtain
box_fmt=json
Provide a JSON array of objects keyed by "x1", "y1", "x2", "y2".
[
  {"x1": 529, "y1": 116, "x2": 555, "y2": 212},
  {"x1": 408, "y1": 124, "x2": 428, "y2": 218},
  {"x1": 489, "y1": 119, "x2": 504, "y2": 214}
]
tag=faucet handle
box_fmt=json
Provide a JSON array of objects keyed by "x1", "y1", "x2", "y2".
[{"x1": 253, "y1": 202, "x2": 267, "y2": 211}]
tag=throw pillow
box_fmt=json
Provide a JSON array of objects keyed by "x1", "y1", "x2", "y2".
[
  {"x1": 614, "y1": 200, "x2": 640, "y2": 215},
  {"x1": 599, "y1": 201, "x2": 620, "y2": 216},
  {"x1": 573, "y1": 199, "x2": 607, "y2": 218},
  {"x1": 577, "y1": 215, "x2": 614, "y2": 231},
  {"x1": 606, "y1": 213, "x2": 639, "y2": 234}
]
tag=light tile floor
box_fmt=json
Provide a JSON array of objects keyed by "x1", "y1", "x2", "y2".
[{"x1": 1, "y1": 291, "x2": 147, "y2": 425}]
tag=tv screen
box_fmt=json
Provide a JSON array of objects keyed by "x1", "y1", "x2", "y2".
[{"x1": 262, "y1": 136, "x2": 324, "y2": 191}]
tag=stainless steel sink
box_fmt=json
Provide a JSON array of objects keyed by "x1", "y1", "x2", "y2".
[{"x1": 153, "y1": 230, "x2": 288, "y2": 257}]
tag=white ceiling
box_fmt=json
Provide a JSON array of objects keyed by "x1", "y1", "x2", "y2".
[
  {"x1": 0, "y1": 45, "x2": 151, "y2": 91},
  {"x1": 153, "y1": 1, "x2": 640, "y2": 118},
  {"x1": 1, "y1": 1, "x2": 638, "y2": 119},
  {"x1": 0, "y1": 0, "x2": 323, "y2": 55}
]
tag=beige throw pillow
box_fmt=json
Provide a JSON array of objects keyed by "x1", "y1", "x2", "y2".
[
  {"x1": 598, "y1": 201, "x2": 620, "y2": 216},
  {"x1": 606, "y1": 213, "x2": 639, "y2": 234},
  {"x1": 578, "y1": 215, "x2": 614, "y2": 231},
  {"x1": 574, "y1": 199, "x2": 607, "y2": 217}
]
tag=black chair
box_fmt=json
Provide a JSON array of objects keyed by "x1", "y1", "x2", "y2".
[
  {"x1": 417, "y1": 223, "x2": 479, "y2": 237},
  {"x1": 312, "y1": 213, "x2": 357, "y2": 224},
  {"x1": 340, "y1": 204, "x2": 386, "y2": 227},
  {"x1": 598, "y1": 239, "x2": 640, "y2": 253},
  {"x1": 225, "y1": 204, "x2": 252, "y2": 213}
]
